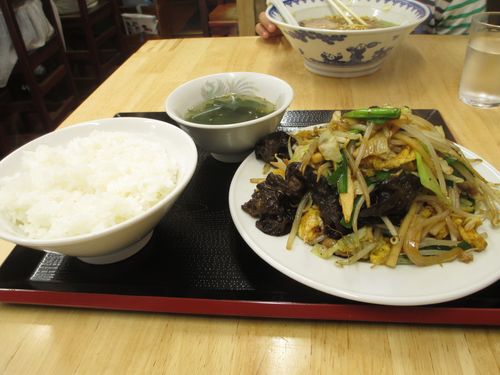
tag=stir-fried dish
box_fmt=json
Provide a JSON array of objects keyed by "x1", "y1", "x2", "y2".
[{"x1": 242, "y1": 107, "x2": 500, "y2": 267}]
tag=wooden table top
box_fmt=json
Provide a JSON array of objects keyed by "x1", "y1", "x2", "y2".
[{"x1": 1, "y1": 35, "x2": 499, "y2": 374}]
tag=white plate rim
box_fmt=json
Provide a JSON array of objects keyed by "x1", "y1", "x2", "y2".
[{"x1": 229, "y1": 144, "x2": 500, "y2": 306}]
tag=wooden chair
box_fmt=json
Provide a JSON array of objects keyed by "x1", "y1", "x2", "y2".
[
  {"x1": 0, "y1": 0, "x2": 78, "y2": 155},
  {"x1": 155, "y1": 0, "x2": 210, "y2": 38},
  {"x1": 206, "y1": 0, "x2": 238, "y2": 36},
  {"x1": 236, "y1": 0, "x2": 263, "y2": 36},
  {"x1": 211, "y1": 0, "x2": 265, "y2": 37},
  {"x1": 154, "y1": 0, "x2": 237, "y2": 38},
  {"x1": 59, "y1": 0, "x2": 127, "y2": 98}
]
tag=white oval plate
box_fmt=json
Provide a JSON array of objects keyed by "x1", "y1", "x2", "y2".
[{"x1": 229, "y1": 146, "x2": 500, "y2": 306}]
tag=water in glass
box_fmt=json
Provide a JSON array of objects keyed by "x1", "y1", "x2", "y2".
[{"x1": 459, "y1": 34, "x2": 500, "y2": 108}]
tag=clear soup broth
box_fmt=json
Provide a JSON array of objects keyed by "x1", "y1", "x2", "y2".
[
  {"x1": 185, "y1": 94, "x2": 276, "y2": 125},
  {"x1": 300, "y1": 15, "x2": 397, "y2": 30}
]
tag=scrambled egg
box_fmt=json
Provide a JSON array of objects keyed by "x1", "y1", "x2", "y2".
[
  {"x1": 270, "y1": 168, "x2": 285, "y2": 178},
  {"x1": 361, "y1": 146, "x2": 416, "y2": 170},
  {"x1": 370, "y1": 242, "x2": 391, "y2": 265},
  {"x1": 298, "y1": 206, "x2": 324, "y2": 244},
  {"x1": 434, "y1": 225, "x2": 449, "y2": 240},
  {"x1": 454, "y1": 218, "x2": 487, "y2": 251},
  {"x1": 419, "y1": 206, "x2": 435, "y2": 218}
]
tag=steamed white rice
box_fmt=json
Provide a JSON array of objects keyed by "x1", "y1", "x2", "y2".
[{"x1": 0, "y1": 130, "x2": 179, "y2": 239}]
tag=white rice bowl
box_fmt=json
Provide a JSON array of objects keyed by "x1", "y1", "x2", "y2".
[
  {"x1": 0, "y1": 118, "x2": 198, "y2": 263},
  {"x1": 0, "y1": 131, "x2": 178, "y2": 239}
]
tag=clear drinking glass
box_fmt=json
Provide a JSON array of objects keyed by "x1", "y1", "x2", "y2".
[{"x1": 458, "y1": 12, "x2": 500, "y2": 108}]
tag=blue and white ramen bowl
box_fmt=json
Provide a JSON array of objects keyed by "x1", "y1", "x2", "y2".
[{"x1": 267, "y1": 0, "x2": 430, "y2": 77}]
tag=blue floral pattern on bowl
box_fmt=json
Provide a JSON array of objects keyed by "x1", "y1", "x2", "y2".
[
  {"x1": 287, "y1": 30, "x2": 348, "y2": 44},
  {"x1": 266, "y1": 0, "x2": 429, "y2": 77},
  {"x1": 316, "y1": 42, "x2": 393, "y2": 66}
]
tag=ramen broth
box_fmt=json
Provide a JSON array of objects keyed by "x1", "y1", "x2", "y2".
[
  {"x1": 185, "y1": 94, "x2": 276, "y2": 125},
  {"x1": 300, "y1": 15, "x2": 396, "y2": 30}
]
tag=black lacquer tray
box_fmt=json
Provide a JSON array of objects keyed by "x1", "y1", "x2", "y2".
[{"x1": 0, "y1": 110, "x2": 498, "y2": 325}]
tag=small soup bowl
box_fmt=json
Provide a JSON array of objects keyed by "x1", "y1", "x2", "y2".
[
  {"x1": 267, "y1": 0, "x2": 430, "y2": 77},
  {"x1": 165, "y1": 72, "x2": 294, "y2": 163}
]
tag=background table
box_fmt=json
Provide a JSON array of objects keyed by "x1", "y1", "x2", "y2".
[{"x1": 1, "y1": 35, "x2": 499, "y2": 374}]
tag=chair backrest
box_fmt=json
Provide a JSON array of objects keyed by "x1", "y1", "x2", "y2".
[
  {"x1": 155, "y1": 0, "x2": 210, "y2": 37},
  {"x1": 0, "y1": 0, "x2": 78, "y2": 131},
  {"x1": 209, "y1": 3, "x2": 238, "y2": 36},
  {"x1": 59, "y1": 0, "x2": 126, "y2": 92}
]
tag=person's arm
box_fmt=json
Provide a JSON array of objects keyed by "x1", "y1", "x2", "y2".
[{"x1": 255, "y1": 11, "x2": 282, "y2": 39}]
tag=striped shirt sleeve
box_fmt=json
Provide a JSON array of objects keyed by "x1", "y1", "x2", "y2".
[{"x1": 424, "y1": 0, "x2": 487, "y2": 35}]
